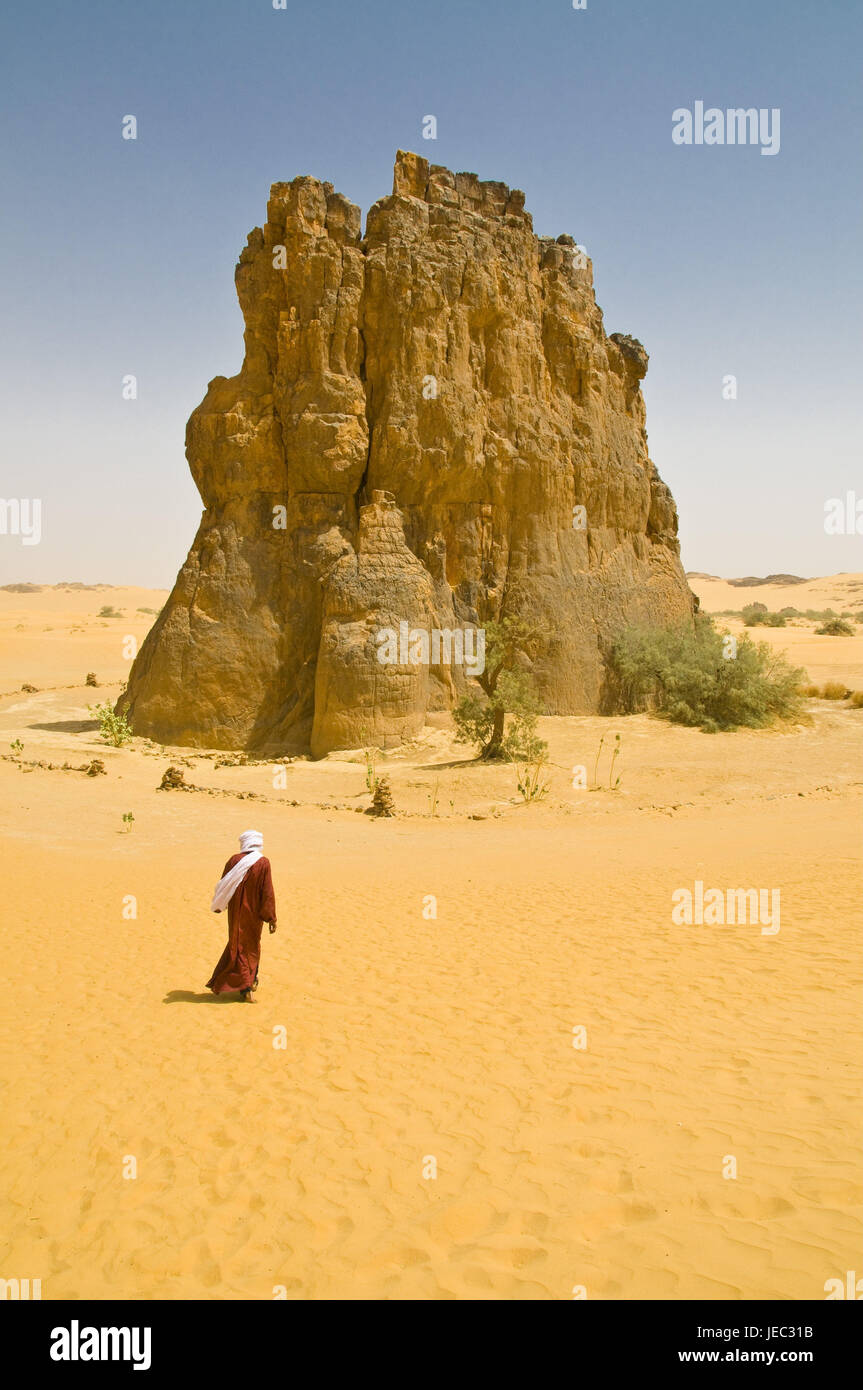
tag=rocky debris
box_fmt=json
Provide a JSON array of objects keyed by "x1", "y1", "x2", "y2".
[
  {"x1": 1, "y1": 754, "x2": 107, "y2": 776},
  {"x1": 156, "y1": 765, "x2": 275, "y2": 801},
  {"x1": 158, "y1": 765, "x2": 190, "y2": 790},
  {"x1": 20, "y1": 683, "x2": 38, "y2": 693},
  {"x1": 367, "y1": 775, "x2": 396, "y2": 817},
  {"x1": 120, "y1": 150, "x2": 694, "y2": 756}
]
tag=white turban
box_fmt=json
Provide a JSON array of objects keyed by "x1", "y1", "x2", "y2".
[{"x1": 210, "y1": 830, "x2": 264, "y2": 912}]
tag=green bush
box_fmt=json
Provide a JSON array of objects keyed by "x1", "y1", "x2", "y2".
[
  {"x1": 89, "y1": 701, "x2": 133, "y2": 746},
  {"x1": 608, "y1": 615, "x2": 804, "y2": 731},
  {"x1": 742, "y1": 604, "x2": 786, "y2": 627},
  {"x1": 815, "y1": 618, "x2": 854, "y2": 636}
]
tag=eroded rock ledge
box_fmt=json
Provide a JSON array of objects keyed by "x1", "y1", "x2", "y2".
[{"x1": 120, "y1": 150, "x2": 694, "y2": 755}]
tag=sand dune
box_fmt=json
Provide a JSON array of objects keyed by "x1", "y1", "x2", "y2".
[
  {"x1": 688, "y1": 572, "x2": 863, "y2": 616},
  {"x1": 0, "y1": 583, "x2": 861, "y2": 1299}
]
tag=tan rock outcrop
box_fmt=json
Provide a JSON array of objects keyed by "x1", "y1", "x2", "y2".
[{"x1": 120, "y1": 151, "x2": 694, "y2": 755}]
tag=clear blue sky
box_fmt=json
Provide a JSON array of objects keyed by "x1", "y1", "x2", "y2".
[{"x1": 1, "y1": 0, "x2": 860, "y2": 585}]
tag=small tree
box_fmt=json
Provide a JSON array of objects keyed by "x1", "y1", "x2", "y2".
[{"x1": 453, "y1": 615, "x2": 547, "y2": 760}]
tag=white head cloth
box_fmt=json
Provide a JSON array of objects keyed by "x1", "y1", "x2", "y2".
[{"x1": 210, "y1": 830, "x2": 264, "y2": 912}]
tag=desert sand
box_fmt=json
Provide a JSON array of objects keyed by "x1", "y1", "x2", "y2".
[
  {"x1": 0, "y1": 581, "x2": 861, "y2": 1299},
  {"x1": 691, "y1": 572, "x2": 863, "y2": 692}
]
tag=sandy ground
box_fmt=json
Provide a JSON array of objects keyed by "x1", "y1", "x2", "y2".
[
  {"x1": 0, "y1": 582, "x2": 861, "y2": 1300},
  {"x1": 689, "y1": 573, "x2": 863, "y2": 692}
]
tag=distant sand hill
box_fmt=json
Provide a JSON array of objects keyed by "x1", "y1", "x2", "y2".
[{"x1": 687, "y1": 571, "x2": 863, "y2": 614}]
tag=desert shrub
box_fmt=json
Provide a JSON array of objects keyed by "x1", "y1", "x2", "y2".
[
  {"x1": 609, "y1": 614, "x2": 804, "y2": 731},
  {"x1": 816, "y1": 618, "x2": 854, "y2": 636},
  {"x1": 742, "y1": 605, "x2": 786, "y2": 627},
  {"x1": 804, "y1": 682, "x2": 858, "y2": 700},
  {"x1": 89, "y1": 701, "x2": 133, "y2": 746},
  {"x1": 98, "y1": 605, "x2": 121, "y2": 618}
]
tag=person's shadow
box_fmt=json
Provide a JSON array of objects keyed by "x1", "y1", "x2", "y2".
[{"x1": 163, "y1": 989, "x2": 235, "y2": 1004}]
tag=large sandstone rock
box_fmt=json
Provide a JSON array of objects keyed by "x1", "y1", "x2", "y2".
[{"x1": 120, "y1": 151, "x2": 694, "y2": 755}]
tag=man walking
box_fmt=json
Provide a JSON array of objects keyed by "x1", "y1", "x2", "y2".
[{"x1": 206, "y1": 829, "x2": 277, "y2": 1001}]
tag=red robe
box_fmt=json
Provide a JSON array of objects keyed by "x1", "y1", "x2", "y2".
[{"x1": 206, "y1": 853, "x2": 277, "y2": 995}]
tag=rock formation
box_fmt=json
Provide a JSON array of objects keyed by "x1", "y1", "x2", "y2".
[{"x1": 120, "y1": 150, "x2": 694, "y2": 756}]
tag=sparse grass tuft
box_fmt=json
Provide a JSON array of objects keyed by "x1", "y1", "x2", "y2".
[
  {"x1": 516, "y1": 755, "x2": 550, "y2": 803},
  {"x1": 821, "y1": 681, "x2": 850, "y2": 700}
]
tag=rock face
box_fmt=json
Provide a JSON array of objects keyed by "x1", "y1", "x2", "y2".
[{"x1": 120, "y1": 150, "x2": 694, "y2": 756}]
